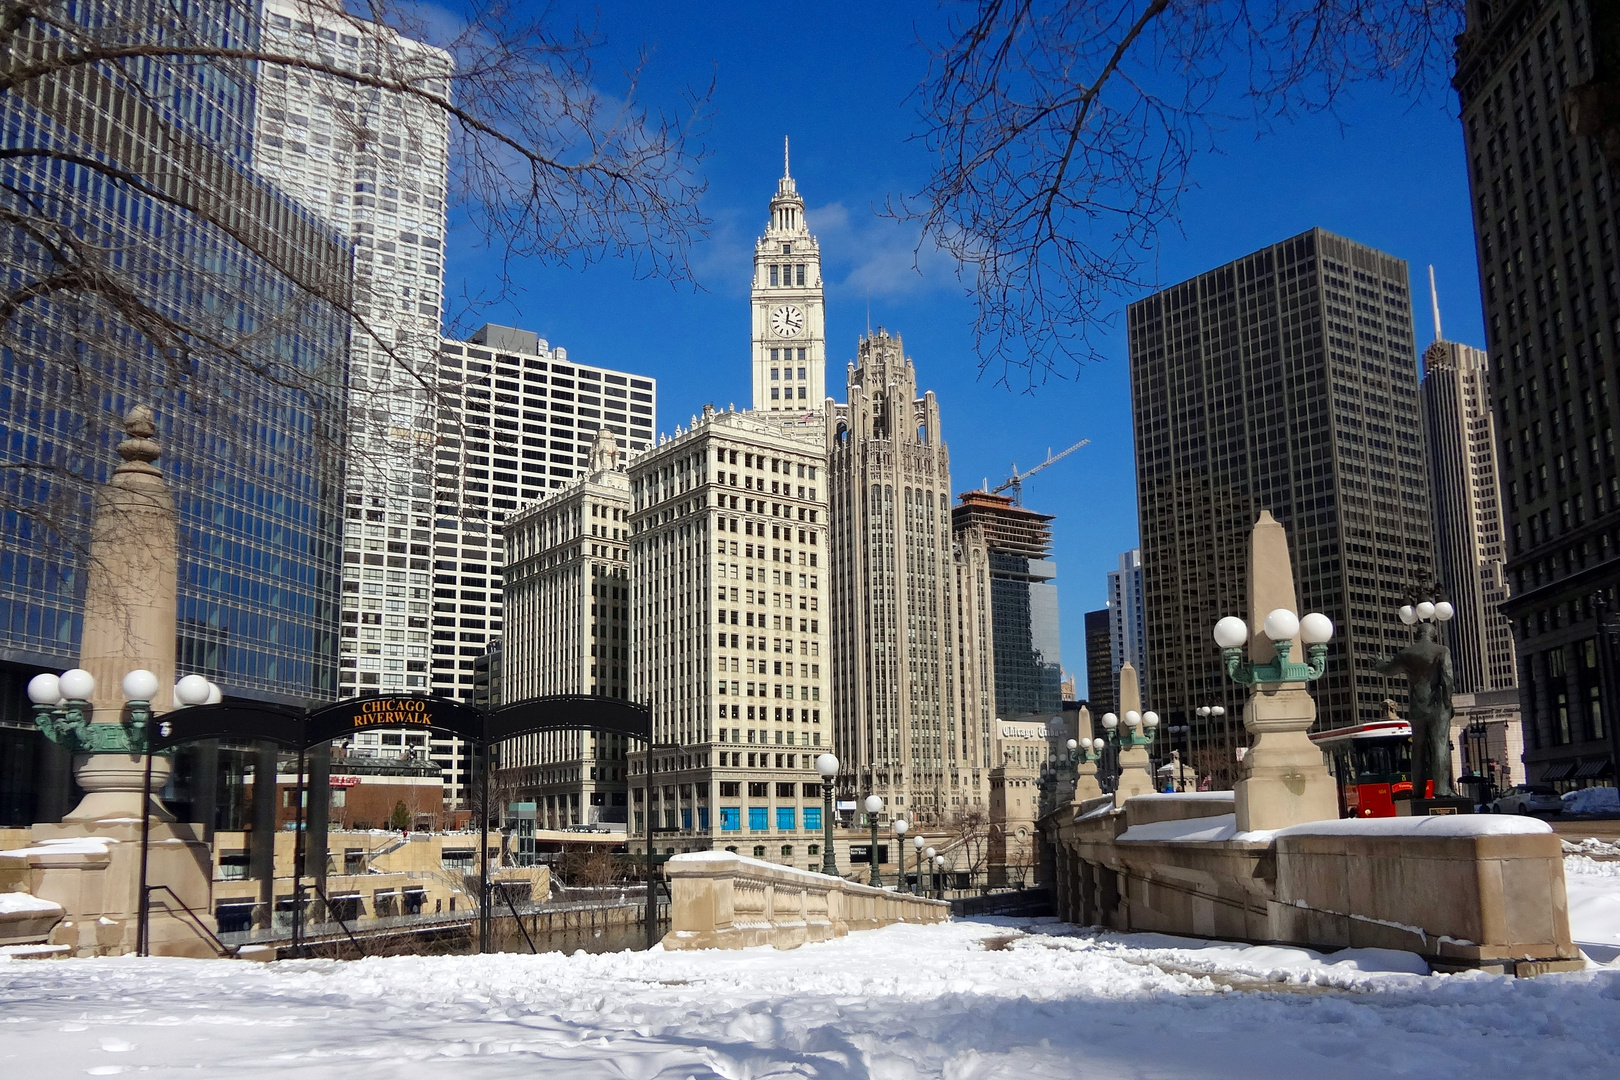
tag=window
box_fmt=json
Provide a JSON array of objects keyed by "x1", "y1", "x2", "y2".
[
  {"x1": 795, "y1": 264, "x2": 805, "y2": 285},
  {"x1": 719, "y1": 782, "x2": 740, "y2": 797},
  {"x1": 753, "y1": 845, "x2": 767, "y2": 857},
  {"x1": 776, "y1": 807, "x2": 796, "y2": 831},
  {"x1": 802, "y1": 783, "x2": 819, "y2": 798},
  {"x1": 769, "y1": 265, "x2": 779, "y2": 286},
  {"x1": 748, "y1": 806, "x2": 769, "y2": 831},
  {"x1": 698, "y1": 808, "x2": 711, "y2": 831},
  {"x1": 681, "y1": 808, "x2": 692, "y2": 830},
  {"x1": 804, "y1": 806, "x2": 822, "y2": 831},
  {"x1": 780, "y1": 845, "x2": 794, "y2": 856},
  {"x1": 720, "y1": 807, "x2": 741, "y2": 831},
  {"x1": 748, "y1": 782, "x2": 768, "y2": 798},
  {"x1": 776, "y1": 782, "x2": 796, "y2": 798}
]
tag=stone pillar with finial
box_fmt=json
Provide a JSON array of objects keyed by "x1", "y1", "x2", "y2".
[
  {"x1": 69, "y1": 404, "x2": 178, "y2": 823},
  {"x1": 1112, "y1": 663, "x2": 1157, "y2": 806},
  {"x1": 1231, "y1": 510, "x2": 1338, "y2": 832},
  {"x1": 1070, "y1": 705, "x2": 1104, "y2": 804},
  {"x1": 8, "y1": 407, "x2": 219, "y2": 957}
]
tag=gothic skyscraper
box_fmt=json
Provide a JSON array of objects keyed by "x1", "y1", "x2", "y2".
[
  {"x1": 751, "y1": 140, "x2": 827, "y2": 415},
  {"x1": 825, "y1": 331, "x2": 994, "y2": 825}
]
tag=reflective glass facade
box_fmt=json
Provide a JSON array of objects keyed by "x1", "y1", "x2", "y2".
[{"x1": 0, "y1": 3, "x2": 349, "y2": 708}]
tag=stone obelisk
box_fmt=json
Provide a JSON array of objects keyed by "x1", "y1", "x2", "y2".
[
  {"x1": 1232, "y1": 511, "x2": 1338, "y2": 832},
  {"x1": 1112, "y1": 663, "x2": 1156, "y2": 806},
  {"x1": 1069, "y1": 706, "x2": 1104, "y2": 805},
  {"x1": 70, "y1": 404, "x2": 178, "y2": 822},
  {"x1": 17, "y1": 407, "x2": 218, "y2": 956}
]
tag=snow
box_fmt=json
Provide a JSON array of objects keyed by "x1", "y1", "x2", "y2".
[
  {"x1": 0, "y1": 837, "x2": 117, "y2": 860},
  {"x1": 0, "y1": 892, "x2": 62, "y2": 916},
  {"x1": 1118, "y1": 813, "x2": 1275, "y2": 843},
  {"x1": 1274, "y1": 815, "x2": 1552, "y2": 838},
  {"x1": 1564, "y1": 786, "x2": 1620, "y2": 815},
  {"x1": 1567, "y1": 854, "x2": 1620, "y2": 962},
  {"x1": 1128, "y1": 791, "x2": 1236, "y2": 802},
  {"x1": 5, "y1": 919, "x2": 1620, "y2": 1078}
]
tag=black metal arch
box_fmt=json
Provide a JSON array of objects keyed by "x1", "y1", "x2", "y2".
[{"x1": 147, "y1": 692, "x2": 651, "y2": 753}]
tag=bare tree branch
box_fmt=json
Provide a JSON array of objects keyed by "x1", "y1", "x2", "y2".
[{"x1": 898, "y1": 0, "x2": 1465, "y2": 386}]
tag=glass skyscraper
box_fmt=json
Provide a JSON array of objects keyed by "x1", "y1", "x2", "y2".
[{"x1": 0, "y1": 2, "x2": 350, "y2": 822}]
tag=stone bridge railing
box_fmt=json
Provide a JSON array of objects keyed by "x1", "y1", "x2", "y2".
[{"x1": 662, "y1": 851, "x2": 949, "y2": 950}]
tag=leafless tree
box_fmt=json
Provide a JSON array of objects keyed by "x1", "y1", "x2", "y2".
[
  {"x1": 943, "y1": 805, "x2": 992, "y2": 880},
  {"x1": 0, "y1": 0, "x2": 708, "y2": 588},
  {"x1": 898, "y1": 0, "x2": 1464, "y2": 385}
]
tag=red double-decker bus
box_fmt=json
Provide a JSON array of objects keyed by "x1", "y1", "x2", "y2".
[{"x1": 1310, "y1": 722, "x2": 1434, "y2": 818}]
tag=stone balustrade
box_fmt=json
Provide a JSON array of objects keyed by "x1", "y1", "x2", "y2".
[{"x1": 662, "y1": 851, "x2": 949, "y2": 950}]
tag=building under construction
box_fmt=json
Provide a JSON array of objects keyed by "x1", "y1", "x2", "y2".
[{"x1": 953, "y1": 491, "x2": 1063, "y2": 716}]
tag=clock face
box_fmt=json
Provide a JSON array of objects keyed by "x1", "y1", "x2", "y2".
[{"x1": 770, "y1": 304, "x2": 804, "y2": 338}]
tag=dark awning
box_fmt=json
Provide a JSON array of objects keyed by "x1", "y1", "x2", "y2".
[
  {"x1": 1573, "y1": 759, "x2": 1614, "y2": 780},
  {"x1": 1539, "y1": 761, "x2": 1575, "y2": 781}
]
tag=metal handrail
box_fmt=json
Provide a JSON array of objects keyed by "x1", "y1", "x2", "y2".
[{"x1": 142, "y1": 885, "x2": 232, "y2": 957}]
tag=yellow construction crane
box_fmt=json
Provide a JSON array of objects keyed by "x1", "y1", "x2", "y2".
[{"x1": 991, "y1": 439, "x2": 1090, "y2": 506}]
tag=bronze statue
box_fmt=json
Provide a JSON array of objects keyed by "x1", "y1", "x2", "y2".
[{"x1": 1376, "y1": 622, "x2": 1456, "y2": 798}]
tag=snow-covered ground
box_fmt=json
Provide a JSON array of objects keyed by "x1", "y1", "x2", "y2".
[
  {"x1": 1568, "y1": 853, "x2": 1620, "y2": 963},
  {"x1": 3, "y1": 918, "x2": 1620, "y2": 1079}
]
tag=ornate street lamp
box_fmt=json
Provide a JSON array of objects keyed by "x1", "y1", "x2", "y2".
[
  {"x1": 864, "y1": 794, "x2": 884, "y2": 886},
  {"x1": 892, "y1": 818, "x2": 909, "y2": 892},
  {"x1": 934, "y1": 854, "x2": 946, "y2": 899},
  {"x1": 816, "y1": 753, "x2": 840, "y2": 876},
  {"x1": 1213, "y1": 608, "x2": 1335, "y2": 686},
  {"x1": 924, "y1": 846, "x2": 936, "y2": 898},
  {"x1": 912, "y1": 834, "x2": 925, "y2": 894}
]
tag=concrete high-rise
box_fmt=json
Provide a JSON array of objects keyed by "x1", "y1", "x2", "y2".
[
  {"x1": 1127, "y1": 228, "x2": 1434, "y2": 781},
  {"x1": 625, "y1": 407, "x2": 832, "y2": 868},
  {"x1": 1419, "y1": 311, "x2": 1517, "y2": 695},
  {"x1": 1107, "y1": 549, "x2": 1147, "y2": 711},
  {"x1": 1084, "y1": 609, "x2": 1115, "y2": 717},
  {"x1": 951, "y1": 491, "x2": 1062, "y2": 716},
  {"x1": 1455, "y1": 0, "x2": 1620, "y2": 787},
  {"x1": 252, "y1": 1, "x2": 451, "y2": 709},
  {"x1": 393, "y1": 326, "x2": 654, "y2": 803},
  {"x1": 825, "y1": 330, "x2": 994, "y2": 825}
]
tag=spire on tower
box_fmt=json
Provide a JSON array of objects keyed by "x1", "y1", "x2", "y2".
[
  {"x1": 1428, "y1": 264, "x2": 1443, "y2": 343},
  {"x1": 783, "y1": 135, "x2": 790, "y2": 179}
]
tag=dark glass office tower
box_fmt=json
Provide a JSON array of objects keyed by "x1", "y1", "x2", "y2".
[
  {"x1": 1127, "y1": 228, "x2": 1434, "y2": 783},
  {"x1": 1454, "y1": 0, "x2": 1620, "y2": 788},
  {"x1": 1084, "y1": 608, "x2": 1115, "y2": 718},
  {"x1": 0, "y1": 3, "x2": 350, "y2": 822}
]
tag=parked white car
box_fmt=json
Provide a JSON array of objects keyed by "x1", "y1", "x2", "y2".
[{"x1": 1488, "y1": 784, "x2": 1563, "y2": 815}]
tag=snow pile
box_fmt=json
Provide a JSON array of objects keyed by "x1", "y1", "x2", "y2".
[
  {"x1": 1055, "y1": 927, "x2": 1431, "y2": 989},
  {"x1": 1117, "y1": 813, "x2": 1276, "y2": 843},
  {"x1": 1274, "y1": 815, "x2": 1552, "y2": 838},
  {"x1": 1563, "y1": 837, "x2": 1620, "y2": 857},
  {"x1": 1564, "y1": 786, "x2": 1620, "y2": 815},
  {"x1": 0, "y1": 837, "x2": 116, "y2": 860},
  {"x1": 4, "y1": 919, "x2": 1620, "y2": 1078},
  {"x1": 0, "y1": 892, "x2": 62, "y2": 916},
  {"x1": 1566, "y1": 854, "x2": 1620, "y2": 962}
]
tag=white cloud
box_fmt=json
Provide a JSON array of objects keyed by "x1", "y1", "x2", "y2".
[{"x1": 808, "y1": 200, "x2": 967, "y2": 299}]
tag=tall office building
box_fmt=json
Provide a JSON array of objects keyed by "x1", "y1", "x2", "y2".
[
  {"x1": 626, "y1": 407, "x2": 832, "y2": 868},
  {"x1": 951, "y1": 491, "x2": 1062, "y2": 716},
  {"x1": 1107, "y1": 549, "x2": 1147, "y2": 710},
  {"x1": 1455, "y1": 0, "x2": 1620, "y2": 786},
  {"x1": 751, "y1": 142, "x2": 827, "y2": 416},
  {"x1": 1084, "y1": 609, "x2": 1115, "y2": 717},
  {"x1": 1419, "y1": 318, "x2": 1517, "y2": 694},
  {"x1": 252, "y1": 0, "x2": 450, "y2": 709},
  {"x1": 825, "y1": 330, "x2": 993, "y2": 825},
  {"x1": 371, "y1": 325, "x2": 654, "y2": 803},
  {"x1": 0, "y1": 3, "x2": 349, "y2": 823},
  {"x1": 498, "y1": 428, "x2": 633, "y2": 828},
  {"x1": 1127, "y1": 228, "x2": 1433, "y2": 779}
]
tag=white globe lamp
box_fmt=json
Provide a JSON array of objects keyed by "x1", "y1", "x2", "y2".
[
  {"x1": 1300, "y1": 612, "x2": 1335, "y2": 644},
  {"x1": 1262, "y1": 608, "x2": 1300, "y2": 642},
  {"x1": 1212, "y1": 616, "x2": 1249, "y2": 649},
  {"x1": 58, "y1": 668, "x2": 95, "y2": 701},
  {"x1": 26, "y1": 673, "x2": 60, "y2": 705},
  {"x1": 121, "y1": 669, "x2": 160, "y2": 703}
]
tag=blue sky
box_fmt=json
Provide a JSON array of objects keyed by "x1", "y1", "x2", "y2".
[{"x1": 443, "y1": 3, "x2": 1485, "y2": 698}]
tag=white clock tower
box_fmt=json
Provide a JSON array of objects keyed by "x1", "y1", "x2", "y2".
[{"x1": 751, "y1": 139, "x2": 825, "y2": 414}]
